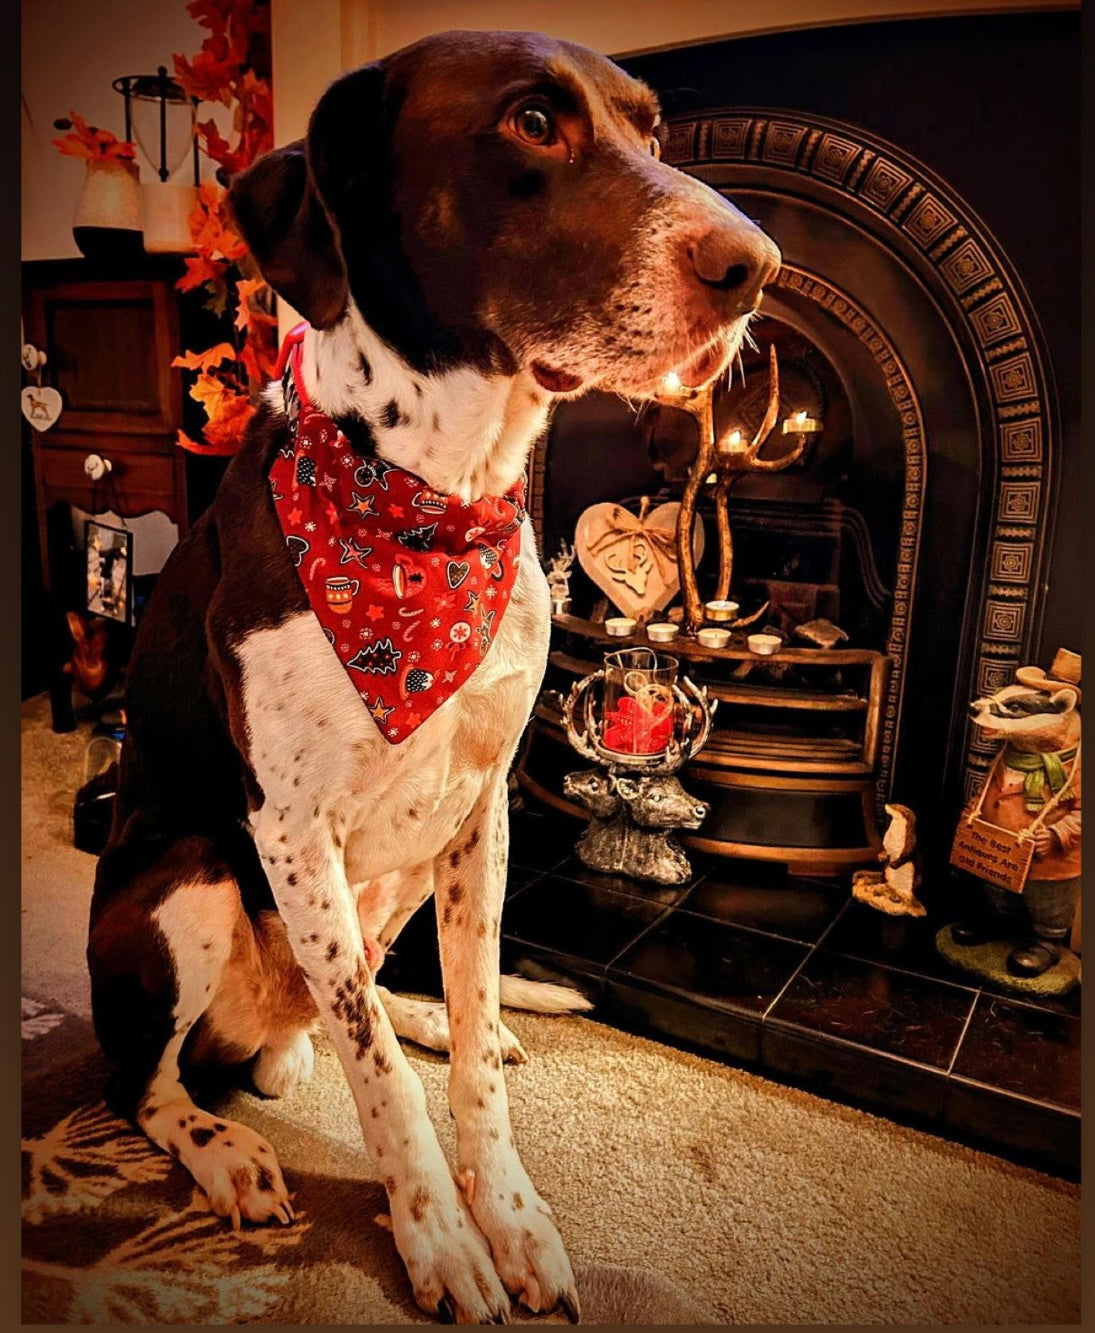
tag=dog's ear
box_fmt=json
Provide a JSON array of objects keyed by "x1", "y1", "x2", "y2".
[
  {"x1": 229, "y1": 63, "x2": 390, "y2": 330},
  {"x1": 227, "y1": 139, "x2": 348, "y2": 329},
  {"x1": 304, "y1": 63, "x2": 390, "y2": 226}
]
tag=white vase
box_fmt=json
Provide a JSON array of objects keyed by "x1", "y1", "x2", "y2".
[
  {"x1": 141, "y1": 182, "x2": 198, "y2": 254},
  {"x1": 72, "y1": 159, "x2": 143, "y2": 260}
]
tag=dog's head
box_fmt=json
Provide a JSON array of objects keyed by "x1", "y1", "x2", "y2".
[{"x1": 229, "y1": 29, "x2": 780, "y2": 397}]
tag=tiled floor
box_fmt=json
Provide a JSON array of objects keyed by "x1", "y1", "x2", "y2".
[{"x1": 501, "y1": 808, "x2": 1081, "y2": 1178}]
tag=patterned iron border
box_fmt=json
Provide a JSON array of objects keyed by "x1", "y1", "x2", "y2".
[
  {"x1": 772, "y1": 266, "x2": 924, "y2": 810},
  {"x1": 663, "y1": 109, "x2": 1057, "y2": 804}
]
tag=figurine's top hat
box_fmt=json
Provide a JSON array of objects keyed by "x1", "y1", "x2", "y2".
[{"x1": 1015, "y1": 647, "x2": 1081, "y2": 703}]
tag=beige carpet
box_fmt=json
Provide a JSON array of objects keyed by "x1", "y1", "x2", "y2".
[{"x1": 21, "y1": 693, "x2": 1081, "y2": 1324}]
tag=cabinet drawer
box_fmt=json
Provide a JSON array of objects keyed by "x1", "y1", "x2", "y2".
[
  {"x1": 43, "y1": 428, "x2": 176, "y2": 457},
  {"x1": 34, "y1": 444, "x2": 183, "y2": 521}
]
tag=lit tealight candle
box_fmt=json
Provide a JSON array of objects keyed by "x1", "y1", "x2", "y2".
[
  {"x1": 781, "y1": 409, "x2": 822, "y2": 434},
  {"x1": 717, "y1": 428, "x2": 746, "y2": 454},
  {"x1": 705, "y1": 599, "x2": 740, "y2": 623}
]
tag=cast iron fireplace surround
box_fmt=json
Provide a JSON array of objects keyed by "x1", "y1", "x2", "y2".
[
  {"x1": 532, "y1": 11, "x2": 1078, "y2": 865},
  {"x1": 489, "y1": 13, "x2": 1079, "y2": 1172}
]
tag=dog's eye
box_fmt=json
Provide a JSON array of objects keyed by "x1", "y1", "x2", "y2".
[{"x1": 513, "y1": 104, "x2": 555, "y2": 146}]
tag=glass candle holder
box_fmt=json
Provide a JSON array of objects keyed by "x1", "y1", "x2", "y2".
[{"x1": 600, "y1": 648, "x2": 679, "y2": 756}]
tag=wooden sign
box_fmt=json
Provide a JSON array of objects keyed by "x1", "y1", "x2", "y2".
[{"x1": 949, "y1": 815, "x2": 1035, "y2": 894}]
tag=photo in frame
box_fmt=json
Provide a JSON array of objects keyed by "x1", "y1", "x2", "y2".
[{"x1": 84, "y1": 519, "x2": 132, "y2": 625}]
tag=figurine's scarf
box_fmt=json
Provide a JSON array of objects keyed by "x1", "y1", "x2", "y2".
[
  {"x1": 269, "y1": 324, "x2": 526, "y2": 743},
  {"x1": 1002, "y1": 745, "x2": 1078, "y2": 811}
]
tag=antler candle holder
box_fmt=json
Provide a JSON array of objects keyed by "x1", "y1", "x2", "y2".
[
  {"x1": 655, "y1": 346, "x2": 818, "y2": 637},
  {"x1": 560, "y1": 649, "x2": 717, "y2": 884}
]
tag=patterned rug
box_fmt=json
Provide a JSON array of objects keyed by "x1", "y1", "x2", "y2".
[{"x1": 20, "y1": 996, "x2": 712, "y2": 1325}]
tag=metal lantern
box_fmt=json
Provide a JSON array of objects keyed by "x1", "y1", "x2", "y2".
[
  {"x1": 113, "y1": 67, "x2": 200, "y2": 254},
  {"x1": 113, "y1": 67, "x2": 199, "y2": 184}
]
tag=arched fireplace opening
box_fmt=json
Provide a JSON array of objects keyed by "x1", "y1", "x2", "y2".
[{"x1": 527, "y1": 106, "x2": 1059, "y2": 872}]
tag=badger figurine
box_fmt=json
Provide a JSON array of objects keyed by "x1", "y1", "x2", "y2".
[{"x1": 949, "y1": 650, "x2": 1081, "y2": 979}]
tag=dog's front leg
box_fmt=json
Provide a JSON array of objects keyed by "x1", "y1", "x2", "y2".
[
  {"x1": 252, "y1": 808, "x2": 510, "y2": 1323},
  {"x1": 435, "y1": 776, "x2": 580, "y2": 1321}
]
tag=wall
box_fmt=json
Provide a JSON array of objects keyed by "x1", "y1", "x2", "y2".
[
  {"x1": 270, "y1": 0, "x2": 1071, "y2": 142},
  {"x1": 22, "y1": 0, "x2": 232, "y2": 261}
]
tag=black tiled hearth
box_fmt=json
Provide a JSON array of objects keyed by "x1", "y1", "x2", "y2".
[
  {"x1": 503, "y1": 809, "x2": 1081, "y2": 1177},
  {"x1": 768, "y1": 950, "x2": 976, "y2": 1068}
]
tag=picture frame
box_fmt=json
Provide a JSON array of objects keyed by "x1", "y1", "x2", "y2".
[{"x1": 84, "y1": 519, "x2": 132, "y2": 625}]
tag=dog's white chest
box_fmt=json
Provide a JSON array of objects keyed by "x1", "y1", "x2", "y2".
[{"x1": 236, "y1": 523, "x2": 549, "y2": 880}]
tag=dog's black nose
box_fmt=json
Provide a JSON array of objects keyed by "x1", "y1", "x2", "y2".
[{"x1": 689, "y1": 224, "x2": 781, "y2": 316}]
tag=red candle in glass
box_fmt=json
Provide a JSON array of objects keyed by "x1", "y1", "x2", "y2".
[{"x1": 600, "y1": 649, "x2": 678, "y2": 756}]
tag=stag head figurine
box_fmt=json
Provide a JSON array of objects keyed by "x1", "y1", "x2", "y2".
[{"x1": 560, "y1": 652, "x2": 717, "y2": 884}]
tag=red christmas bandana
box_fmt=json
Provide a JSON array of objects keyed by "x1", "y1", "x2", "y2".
[{"x1": 270, "y1": 326, "x2": 526, "y2": 743}]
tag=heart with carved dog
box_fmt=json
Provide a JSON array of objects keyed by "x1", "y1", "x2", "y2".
[
  {"x1": 575, "y1": 499, "x2": 704, "y2": 621},
  {"x1": 21, "y1": 386, "x2": 63, "y2": 432}
]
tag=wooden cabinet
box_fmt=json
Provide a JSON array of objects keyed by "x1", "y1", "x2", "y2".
[
  {"x1": 26, "y1": 277, "x2": 181, "y2": 437},
  {"x1": 22, "y1": 258, "x2": 192, "y2": 728}
]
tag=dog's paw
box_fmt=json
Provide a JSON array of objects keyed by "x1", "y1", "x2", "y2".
[
  {"x1": 380, "y1": 992, "x2": 528, "y2": 1064},
  {"x1": 499, "y1": 1020, "x2": 528, "y2": 1065},
  {"x1": 460, "y1": 1169, "x2": 578, "y2": 1321},
  {"x1": 180, "y1": 1116, "x2": 295, "y2": 1228},
  {"x1": 253, "y1": 1029, "x2": 315, "y2": 1097},
  {"x1": 390, "y1": 1176, "x2": 511, "y2": 1324}
]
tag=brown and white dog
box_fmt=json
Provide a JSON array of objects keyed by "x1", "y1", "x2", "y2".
[{"x1": 87, "y1": 29, "x2": 780, "y2": 1324}]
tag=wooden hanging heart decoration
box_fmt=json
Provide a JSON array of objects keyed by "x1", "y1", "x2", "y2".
[
  {"x1": 575, "y1": 500, "x2": 704, "y2": 621},
  {"x1": 21, "y1": 386, "x2": 63, "y2": 432}
]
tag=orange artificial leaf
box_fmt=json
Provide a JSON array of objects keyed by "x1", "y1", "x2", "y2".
[
  {"x1": 239, "y1": 335, "x2": 279, "y2": 390},
  {"x1": 237, "y1": 70, "x2": 273, "y2": 139},
  {"x1": 188, "y1": 370, "x2": 236, "y2": 416},
  {"x1": 186, "y1": 0, "x2": 234, "y2": 36},
  {"x1": 203, "y1": 392, "x2": 256, "y2": 450},
  {"x1": 196, "y1": 118, "x2": 249, "y2": 175},
  {"x1": 187, "y1": 370, "x2": 256, "y2": 454},
  {"x1": 187, "y1": 184, "x2": 248, "y2": 262},
  {"x1": 51, "y1": 109, "x2": 137, "y2": 161},
  {"x1": 233, "y1": 277, "x2": 276, "y2": 337},
  {"x1": 172, "y1": 342, "x2": 238, "y2": 371},
  {"x1": 177, "y1": 253, "x2": 227, "y2": 293},
  {"x1": 177, "y1": 427, "x2": 242, "y2": 457},
  {"x1": 173, "y1": 50, "x2": 236, "y2": 106}
]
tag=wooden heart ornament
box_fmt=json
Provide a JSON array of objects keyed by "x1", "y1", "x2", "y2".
[
  {"x1": 575, "y1": 499, "x2": 704, "y2": 620},
  {"x1": 21, "y1": 386, "x2": 62, "y2": 432}
]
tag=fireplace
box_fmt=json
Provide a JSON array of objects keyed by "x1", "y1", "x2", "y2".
[
  {"x1": 491, "y1": 14, "x2": 1079, "y2": 1167},
  {"x1": 521, "y1": 11, "x2": 1077, "y2": 871}
]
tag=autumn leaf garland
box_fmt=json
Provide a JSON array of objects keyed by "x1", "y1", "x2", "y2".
[
  {"x1": 50, "y1": 1, "x2": 276, "y2": 457},
  {"x1": 170, "y1": 0, "x2": 276, "y2": 457}
]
